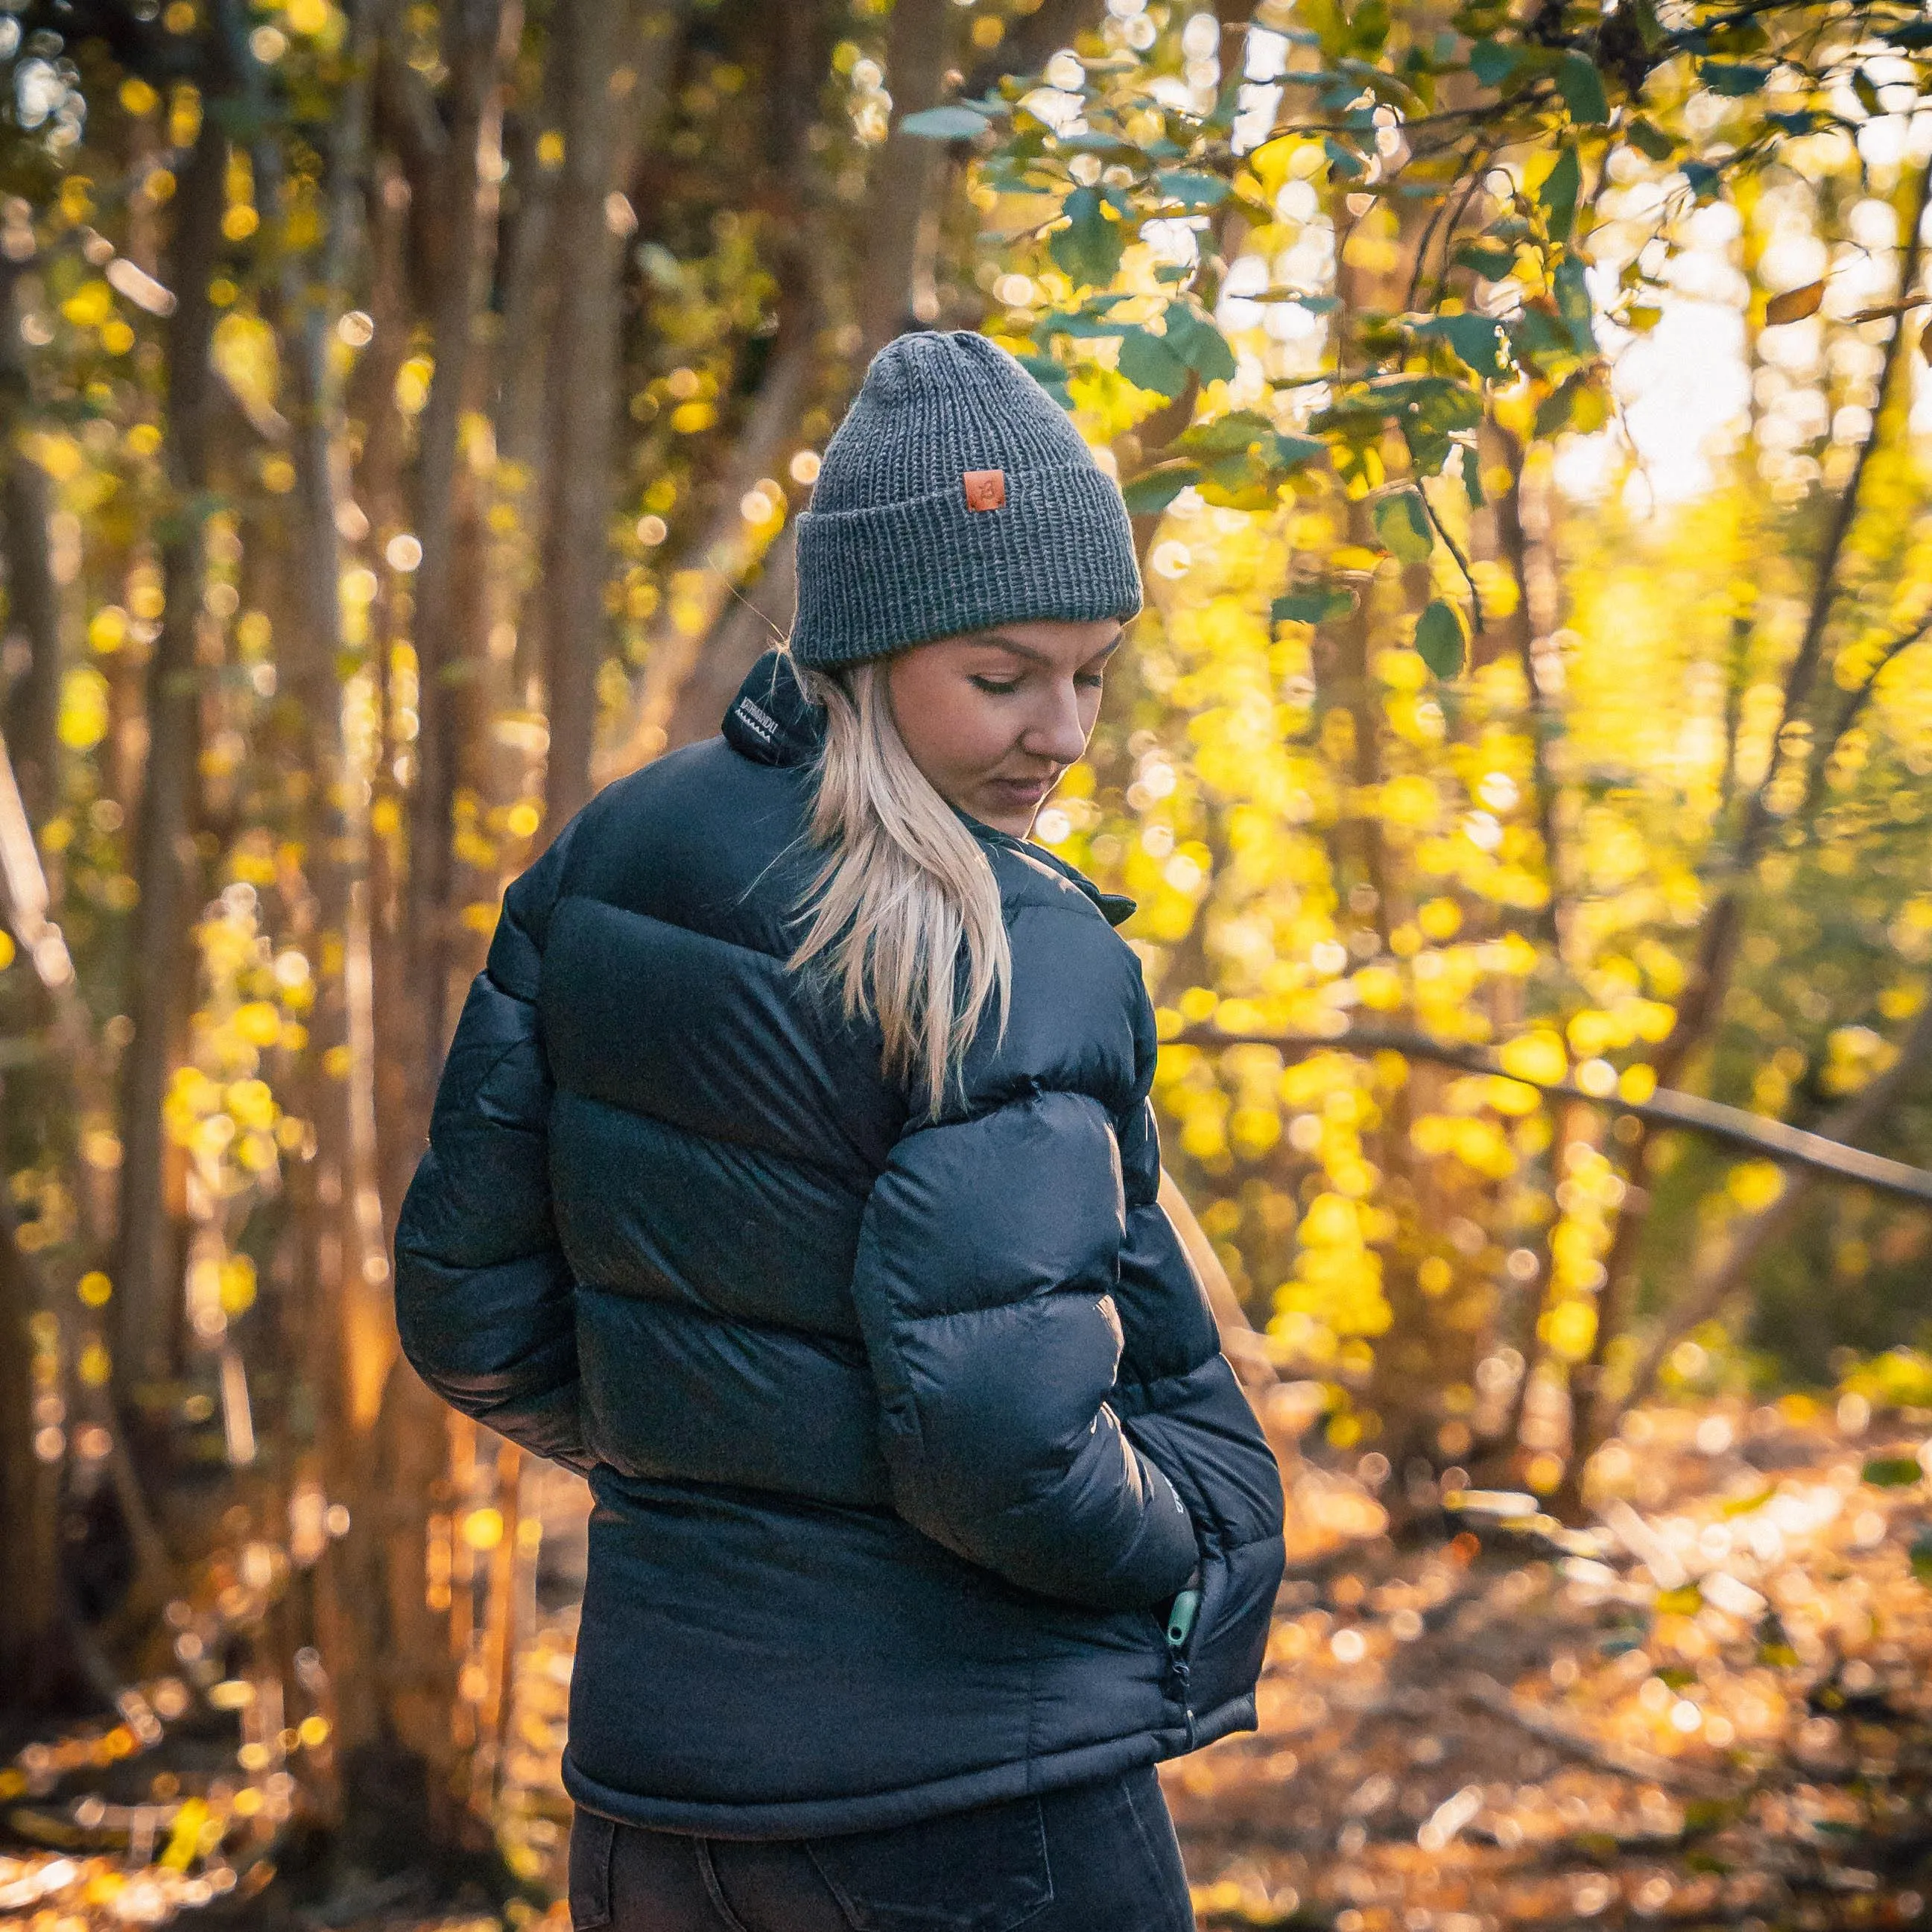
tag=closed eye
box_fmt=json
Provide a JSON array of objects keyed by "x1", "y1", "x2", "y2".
[{"x1": 969, "y1": 676, "x2": 1022, "y2": 694}]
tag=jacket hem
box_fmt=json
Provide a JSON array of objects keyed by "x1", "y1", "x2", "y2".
[
  {"x1": 561, "y1": 1728, "x2": 1176, "y2": 1842},
  {"x1": 1178, "y1": 1688, "x2": 1258, "y2": 1757}
]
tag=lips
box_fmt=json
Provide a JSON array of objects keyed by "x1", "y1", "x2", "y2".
[{"x1": 986, "y1": 777, "x2": 1054, "y2": 806}]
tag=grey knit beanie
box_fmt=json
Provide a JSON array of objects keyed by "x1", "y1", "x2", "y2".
[{"x1": 788, "y1": 331, "x2": 1143, "y2": 668}]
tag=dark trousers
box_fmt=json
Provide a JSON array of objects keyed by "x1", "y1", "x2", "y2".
[{"x1": 568, "y1": 1766, "x2": 1194, "y2": 1932}]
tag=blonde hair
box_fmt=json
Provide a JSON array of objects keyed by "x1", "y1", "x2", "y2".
[{"x1": 789, "y1": 656, "x2": 1010, "y2": 1116}]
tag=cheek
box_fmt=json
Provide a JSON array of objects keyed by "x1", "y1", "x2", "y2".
[
  {"x1": 899, "y1": 682, "x2": 1013, "y2": 777},
  {"x1": 943, "y1": 700, "x2": 1019, "y2": 773}
]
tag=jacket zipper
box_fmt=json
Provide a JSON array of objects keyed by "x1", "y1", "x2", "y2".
[{"x1": 1164, "y1": 1571, "x2": 1201, "y2": 1748}]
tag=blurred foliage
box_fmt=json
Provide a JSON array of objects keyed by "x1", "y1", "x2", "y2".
[
  {"x1": 3, "y1": 0, "x2": 1932, "y2": 1906},
  {"x1": 916, "y1": 0, "x2": 1932, "y2": 1489}
]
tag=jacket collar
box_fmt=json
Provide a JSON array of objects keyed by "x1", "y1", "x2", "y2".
[
  {"x1": 723, "y1": 648, "x2": 829, "y2": 769},
  {"x1": 723, "y1": 651, "x2": 1136, "y2": 930}
]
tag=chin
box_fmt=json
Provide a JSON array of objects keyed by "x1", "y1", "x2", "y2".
[
  {"x1": 981, "y1": 811, "x2": 1035, "y2": 838},
  {"x1": 977, "y1": 788, "x2": 1049, "y2": 835}
]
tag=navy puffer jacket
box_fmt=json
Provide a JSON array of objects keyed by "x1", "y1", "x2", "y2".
[{"x1": 395, "y1": 652, "x2": 1285, "y2": 1837}]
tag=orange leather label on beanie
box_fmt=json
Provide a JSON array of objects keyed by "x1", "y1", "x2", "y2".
[{"x1": 962, "y1": 469, "x2": 1006, "y2": 511}]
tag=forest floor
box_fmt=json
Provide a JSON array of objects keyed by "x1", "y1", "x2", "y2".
[{"x1": 7, "y1": 1395, "x2": 1932, "y2": 1931}]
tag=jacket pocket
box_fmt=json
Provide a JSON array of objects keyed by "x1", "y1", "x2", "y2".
[
  {"x1": 567, "y1": 1808, "x2": 616, "y2": 1931},
  {"x1": 804, "y1": 1794, "x2": 1053, "y2": 1932},
  {"x1": 1174, "y1": 1536, "x2": 1279, "y2": 1724},
  {"x1": 1153, "y1": 1548, "x2": 1220, "y2": 1737}
]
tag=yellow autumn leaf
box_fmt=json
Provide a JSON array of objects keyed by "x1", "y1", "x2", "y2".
[
  {"x1": 1498, "y1": 1029, "x2": 1567, "y2": 1086},
  {"x1": 58, "y1": 667, "x2": 110, "y2": 751}
]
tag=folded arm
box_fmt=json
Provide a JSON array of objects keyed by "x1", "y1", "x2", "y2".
[
  {"x1": 851, "y1": 1087, "x2": 1200, "y2": 1609},
  {"x1": 394, "y1": 827, "x2": 592, "y2": 1472}
]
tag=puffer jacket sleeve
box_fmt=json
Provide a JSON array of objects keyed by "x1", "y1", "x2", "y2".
[
  {"x1": 393, "y1": 822, "x2": 592, "y2": 1472},
  {"x1": 848, "y1": 911, "x2": 1201, "y2": 1611}
]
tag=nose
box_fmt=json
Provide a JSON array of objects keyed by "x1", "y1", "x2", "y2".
[{"x1": 1019, "y1": 677, "x2": 1091, "y2": 767}]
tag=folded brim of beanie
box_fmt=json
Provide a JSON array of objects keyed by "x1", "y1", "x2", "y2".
[{"x1": 791, "y1": 460, "x2": 1144, "y2": 668}]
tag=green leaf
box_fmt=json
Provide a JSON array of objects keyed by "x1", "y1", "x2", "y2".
[
  {"x1": 1515, "y1": 305, "x2": 1577, "y2": 379},
  {"x1": 1323, "y1": 136, "x2": 1367, "y2": 179},
  {"x1": 1116, "y1": 325, "x2": 1192, "y2": 399},
  {"x1": 1414, "y1": 598, "x2": 1467, "y2": 677},
  {"x1": 1681, "y1": 160, "x2": 1720, "y2": 203},
  {"x1": 1556, "y1": 52, "x2": 1610, "y2": 124},
  {"x1": 1049, "y1": 186, "x2": 1124, "y2": 290},
  {"x1": 1367, "y1": 373, "x2": 1482, "y2": 476},
  {"x1": 1176, "y1": 409, "x2": 1276, "y2": 456},
  {"x1": 1162, "y1": 304, "x2": 1238, "y2": 384},
  {"x1": 1702, "y1": 61, "x2": 1771, "y2": 96},
  {"x1": 1182, "y1": 414, "x2": 1326, "y2": 475},
  {"x1": 1553, "y1": 256, "x2": 1597, "y2": 354},
  {"x1": 1459, "y1": 444, "x2": 1485, "y2": 509},
  {"x1": 1533, "y1": 370, "x2": 1580, "y2": 436},
  {"x1": 1655, "y1": 1585, "x2": 1703, "y2": 1617},
  {"x1": 1270, "y1": 432, "x2": 1326, "y2": 472},
  {"x1": 1852, "y1": 66, "x2": 1883, "y2": 116},
  {"x1": 1420, "y1": 311, "x2": 1513, "y2": 380},
  {"x1": 896, "y1": 104, "x2": 995, "y2": 139},
  {"x1": 1626, "y1": 115, "x2": 1675, "y2": 161},
  {"x1": 1039, "y1": 311, "x2": 1133, "y2": 340},
  {"x1": 1122, "y1": 462, "x2": 1203, "y2": 514},
  {"x1": 1273, "y1": 586, "x2": 1355, "y2": 625},
  {"x1": 1862, "y1": 1455, "x2": 1924, "y2": 1488},
  {"x1": 1469, "y1": 38, "x2": 1519, "y2": 85},
  {"x1": 1155, "y1": 169, "x2": 1230, "y2": 209},
  {"x1": 1537, "y1": 145, "x2": 1580, "y2": 244},
  {"x1": 1631, "y1": 0, "x2": 1666, "y2": 51},
  {"x1": 1454, "y1": 240, "x2": 1517, "y2": 279},
  {"x1": 1912, "y1": 1529, "x2": 1932, "y2": 1582},
  {"x1": 1013, "y1": 352, "x2": 1071, "y2": 402},
  {"x1": 1373, "y1": 488, "x2": 1435, "y2": 564}
]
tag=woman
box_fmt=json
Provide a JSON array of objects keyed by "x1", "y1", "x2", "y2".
[{"x1": 395, "y1": 332, "x2": 1286, "y2": 1931}]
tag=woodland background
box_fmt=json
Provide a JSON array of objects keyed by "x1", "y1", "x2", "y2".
[{"x1": 7, "y1": 0, "x2": 1932, "y2": 1925}]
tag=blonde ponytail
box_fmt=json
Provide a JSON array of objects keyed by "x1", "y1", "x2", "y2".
[{"x1": 790, "y1": 658, "x2": 1010, "y2": 1116}]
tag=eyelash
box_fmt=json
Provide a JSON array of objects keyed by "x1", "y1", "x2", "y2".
[{"x1": 969, "y1": 674, "x2": 1108, "y2": 694}]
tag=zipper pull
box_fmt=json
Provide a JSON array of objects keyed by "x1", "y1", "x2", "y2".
[{"x1": 1165, "y1": 1566, "x2": 1203, "y2": 1650}]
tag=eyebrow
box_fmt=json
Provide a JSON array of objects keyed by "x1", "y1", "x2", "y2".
[{"x1": 960, "y1": 627, "x2": 1124, "y2": 666}]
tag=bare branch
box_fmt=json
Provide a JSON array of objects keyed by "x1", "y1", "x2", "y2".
[
  {"x1": 1618, "y1": 989, "x2": 1932, "y2": 1411},
  {"x1": 1167, "y1": 1026, "x2": 1932, "y2": 1206}
]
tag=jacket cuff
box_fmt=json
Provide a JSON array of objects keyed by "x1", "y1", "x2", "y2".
[{"x1": 1092, "y1": 1456, "x2": 1200, "y2": 1608}]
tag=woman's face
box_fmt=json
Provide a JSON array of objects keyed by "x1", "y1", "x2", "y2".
[{"x1": 884, "y1": 618, "x2": 1122, "y2": 837}]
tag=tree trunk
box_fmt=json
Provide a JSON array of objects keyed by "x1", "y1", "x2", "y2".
[
  {"x1": 1, "y1": 455, "x2": 59, "y2": 831},
  {"x1": 113, "y1": 92, "x2": 228, "y2": 1399},
  {"x1": 537, "y1": 0, "x2": 633, "y2": 832},
  {"x1": 404, "y1": 0, "x2": 504, "y2": 1098},
  {"x1": 0, "y1": 250, "x2": 58, "y2": 832},
  {"x1": 0, "y1": 1155, "x2": 64, "y2": 1711},
  {"x1": 858, "y1": 0, "x2": 957, "y2": 354}
]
